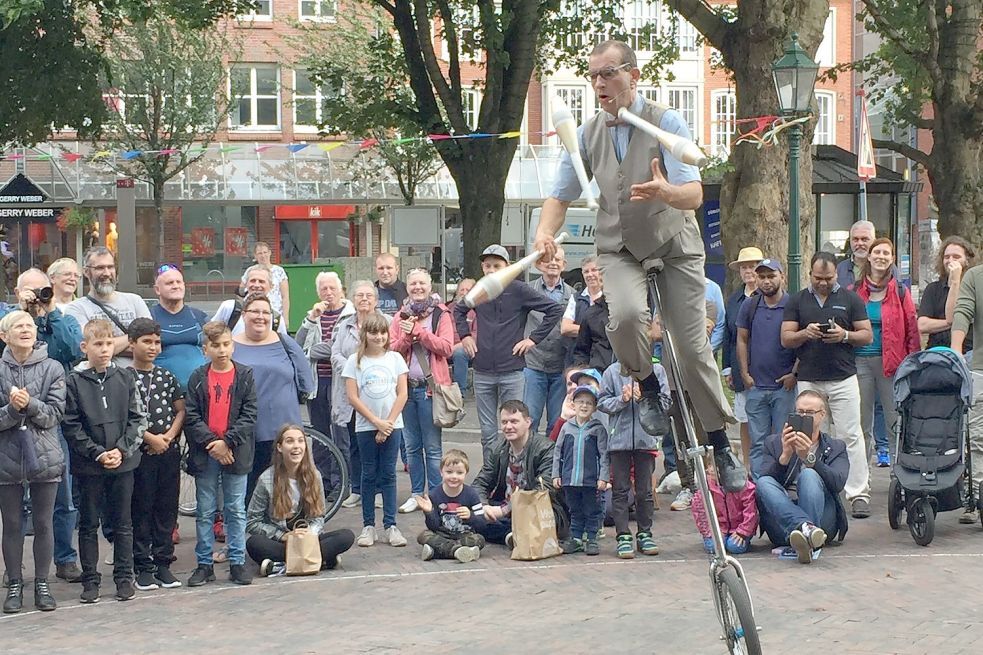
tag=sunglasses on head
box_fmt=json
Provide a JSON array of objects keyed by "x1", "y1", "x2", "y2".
[{"x1": 156, "y1": 263, "x2": 180, "y2": 278}]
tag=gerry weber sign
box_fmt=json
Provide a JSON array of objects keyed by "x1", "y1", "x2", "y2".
[{"x1": 0, "y1": 174, "x2": 57, "y2": 221}]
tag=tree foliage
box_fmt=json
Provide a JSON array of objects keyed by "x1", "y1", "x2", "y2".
[
  {"x1": 0, "y1": 0, "x2": 249, "y2": 145},
  {"x1": 829, "y1": 0, "x2": 982, "y2": 244},
  {"x1": 94, "y1": 19, "x2": 242, "y2": 219}
]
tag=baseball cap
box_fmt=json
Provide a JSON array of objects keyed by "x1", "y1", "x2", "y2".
[
  {"x1": 755, "y1": 258, "x2": 783, "y2": 273},
  {"x1": 479, "y1": 244, "x2": 510, "y2": 264},
  {"x1": 572, "y1": 368, "x2": 603, "y2": 386},
  {"x1": 572, "y1": 385, "x2": 599, "y2": 403}
]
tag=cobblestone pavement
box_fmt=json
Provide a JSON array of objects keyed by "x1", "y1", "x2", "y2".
[{"x1": 2, "y1": 432, "x2": 982, "y2": 654}]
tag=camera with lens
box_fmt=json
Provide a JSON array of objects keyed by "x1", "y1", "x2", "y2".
[{"x1": 29, "y1": 287, "x2": 54, "y2": 305}]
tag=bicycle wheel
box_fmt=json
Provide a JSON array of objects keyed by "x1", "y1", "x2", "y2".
[
  {"x1": 715, "y1": 566, "x2": 762, "y2": 655},
  {"x1": 305, "y1": 425, "x2": 350, "y2": 522}
]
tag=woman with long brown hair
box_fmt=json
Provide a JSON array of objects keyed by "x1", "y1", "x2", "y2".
[
  {"x1": 853, "y1": 238, "x2": 919, "y2": 467},
  {"x1": 245, "y1": 425, "x2": 354, "y2": 576},
  {"x1": 918, "y1": 235, "x2": 976, "y2": 353}
]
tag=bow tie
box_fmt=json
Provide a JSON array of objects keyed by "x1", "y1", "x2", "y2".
[{"x1": 605, "y1": 118, "x2": 626, "y2": 128}]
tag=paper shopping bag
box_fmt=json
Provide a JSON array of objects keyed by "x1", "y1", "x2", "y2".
[
  {"x1": 509, "y1": 489, "x2": 562, "y2": 561},
  {"x1": 285, "y1": 521, "x2": 322, "y2": 576}
]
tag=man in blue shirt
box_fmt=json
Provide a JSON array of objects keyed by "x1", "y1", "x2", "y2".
[
  {"x1": 151, "y1": 265, "x2": 207, "y2": 389},
  {"x1": 531, "y1": 40, "x2": 744, "y2": 490},
  {"x1": 736, "y1": 259, "x2": 797, "y2": 476}
]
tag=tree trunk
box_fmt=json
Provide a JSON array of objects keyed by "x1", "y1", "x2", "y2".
[
  {"x1": 928, "y1": 129, "x2": 983, "y2": 246},
  {"x1": 678, "y1": 0, "x2": 829, "y2": 292}
]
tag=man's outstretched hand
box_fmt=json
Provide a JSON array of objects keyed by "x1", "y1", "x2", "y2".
[{"x1": 629, "y1": 158, "x2": 669, "y2": 203}]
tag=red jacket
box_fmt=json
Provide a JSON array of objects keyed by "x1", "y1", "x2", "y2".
[
  {"x1": 691, "y1": 478, "x2": 758, "y2": 540},
  {"x1": 853, "y1": 276, "x2": 919, "y2": 378},
  {"x1": 389, "y1": 302, "x2": 454, "y2": 390}
]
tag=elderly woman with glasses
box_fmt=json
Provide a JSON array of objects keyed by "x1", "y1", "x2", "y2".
[
  {"x1": 231, "y1": 293, "x2": 314, "y2": 500},
  {"x1": 388, "y1": 268, "x2": 454, "y2": 513},
  {"x1": 46, "y1": 258, "x2": 82, "y2": 309},
  {"x1": 332, "y1": 281, "x2": 392, "y2": 509}
]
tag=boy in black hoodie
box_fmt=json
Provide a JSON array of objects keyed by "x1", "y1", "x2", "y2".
[
  {"x1": 183, "y1": 321, "x2": 257, "y2": 587},
  {"x1": 63, "y1": 319, "x2": 148, "y2": 604}
]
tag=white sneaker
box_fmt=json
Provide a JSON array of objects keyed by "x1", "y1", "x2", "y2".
[
  {"x1": 357, "y1": 526, "x2": 376, "y2": 547},
  {"x1": 398, "y1": 497, "x2": 419, "y2": 513},
  {"x1": 670, "y1": 488, "x2": 694, "y2": 511},
  {"x1": 104, "y1": 552, "x2": 113, "y2": 566},
  {"x1": 421, "y1": 544, "x2": 435, "y2": 561},
  {"x1": 385, "y1": 526, "x2": 407, "y2": 547},
  {"x1": 341, "y1": 493, "x2": 361, "y2": 509},
  {"x1": 375, "y1": 495, "x2": 383, "y2": 509},
  {"x1": 454, "y1": 545, "x2": 481, "y2": 563}
]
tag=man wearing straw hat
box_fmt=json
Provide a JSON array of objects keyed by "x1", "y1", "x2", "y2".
[
  {"x1": 532, "y1": 39, "x2": 745, "y2": 491},
  {"x1": 723, "y1": 247, "x2": 764, "y2": 468}
]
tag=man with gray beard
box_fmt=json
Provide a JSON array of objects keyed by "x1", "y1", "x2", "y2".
[{"x1": 64, "y1": 246, "x2": 151, "y2": 368}]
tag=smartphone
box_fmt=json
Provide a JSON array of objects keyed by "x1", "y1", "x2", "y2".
[
  {"x1": 818, "y1": 318, "x2": 836, "y2": 333},
  {"x1": 786, "y1": 413, "x2": 813, "y2": 435}
]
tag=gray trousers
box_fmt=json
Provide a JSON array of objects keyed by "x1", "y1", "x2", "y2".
[
  {"x1": 473, "y1": 370, "x2": 525, "y2": 463},
  {"x1": 598, "y1": 218, "x2": 733, "y2": 433},
  {"x1": 970, "y1": 372, "x2": 983, "y2": 492},
  {"x1": 856, "y1": 355, "x2": 898, "y2": 459}
]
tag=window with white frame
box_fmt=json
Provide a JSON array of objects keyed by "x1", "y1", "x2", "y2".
[
  {"x1": 625, "y1": 1, "x2": 661, "y2": 52},
  {"x1": 666, "y1": 87, "x2": 698, "y2": 137},
  {"x1": 638, "y1": 86, "x2": 659, "y2": 104},
  {"x1": 299, "y1": 0, "x2": 336, "y2": 20},
  {"x1": 238, "y1": 0, "x2": 272, "y2": 19},
  {"x1": 462, "y1": 89, "x2": 479, "y2": 130},
  {"x1": 230, "y1": 65, "x2": 280, "y2": 129},
  {"x1": 554, "y1": 86, "x2": 586, "y2": 130},
  {"x1": 676, "y1": 17, "x2": 698, "y2": 56},
  {"x1": 293, "y1": 69, "x2": 339, "y2": 129},
  {"x1": 813, "y1": 91, "x2": 835, "y2": 145},
  {"x1": 710, "y1": 90, "x2": 736, "y2": 158},
  {"x1": 817, "y1": 10, "x2": 835, "y2": 67}
]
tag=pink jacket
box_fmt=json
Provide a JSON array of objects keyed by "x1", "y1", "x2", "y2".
[
  {"x1": 853, "y1": 276, "x2": 920, "y2": 378},
  {"x1": 691, "y1": 478, "x2": 759, "y2": 540},
  {"x1": 389, "y1": 303, "x2": 454, "y2": 390}
]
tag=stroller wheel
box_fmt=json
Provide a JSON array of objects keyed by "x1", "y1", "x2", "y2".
[
  {"x1": 888, "y1": 478, "x2": 904, "y2": 530},
  {"x1": 909, "y1": 497, "x2": 935, "y2": 547}
]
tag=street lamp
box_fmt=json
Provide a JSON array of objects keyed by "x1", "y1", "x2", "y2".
[{"x1": 772, "y1": 32, "x2": 818, "y2": 293}]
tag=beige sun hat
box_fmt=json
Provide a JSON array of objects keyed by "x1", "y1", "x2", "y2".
[{"x1": 729, "y1": 246, "x2": 765, "y2": 270}]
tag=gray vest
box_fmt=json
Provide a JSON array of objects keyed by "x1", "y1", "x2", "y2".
[{"x1": 582, "y1": 101, "x2": 697, "y2": 261}]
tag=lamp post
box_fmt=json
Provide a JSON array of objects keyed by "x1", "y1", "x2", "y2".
[{"x1": 772, "y1": 32, "x2": 818, "y2": 293}]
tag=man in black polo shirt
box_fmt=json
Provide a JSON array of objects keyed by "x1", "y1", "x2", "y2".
[{"x1": 781, "y1": 252, "x2": 874, "y2": 519}]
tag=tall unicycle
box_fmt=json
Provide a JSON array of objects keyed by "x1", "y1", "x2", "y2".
[{"x1": 648, "y1": 263, "x2": 761, "y2": 654}]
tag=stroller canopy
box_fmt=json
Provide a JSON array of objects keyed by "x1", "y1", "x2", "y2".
[{"x1": 893, "y1": 348, "x2": 973, "y2": 407}]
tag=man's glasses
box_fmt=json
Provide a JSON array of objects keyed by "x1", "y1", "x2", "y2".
[
  {"x1": 794, "y1": 409, "x2": 824, "y2": 417},
  {"x1": 86, "y1": 264, "x2": 115, "y2": 273},
  {"x1": 585, "y1": 63, "x2": 631, "y2": 82}
]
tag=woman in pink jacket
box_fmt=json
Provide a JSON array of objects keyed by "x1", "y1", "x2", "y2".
[
  {"x1": 852, "y1": 238, "x2": 920, "y2": 465},
  {"x1": 691, "y1": 466, "x2": 758, "y2": 555},
  {"x1": 389, "y1": 268, "x2": 455, "y2": 514}
]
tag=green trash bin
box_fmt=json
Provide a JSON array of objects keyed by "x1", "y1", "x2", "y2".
[{"x1": 282, "y1": 263, "x2": 345, "y2": 332}]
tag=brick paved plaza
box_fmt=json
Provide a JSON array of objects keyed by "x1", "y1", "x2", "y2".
[{"x1": 2, "y1": 426, "x2": 982, "y2": 654}]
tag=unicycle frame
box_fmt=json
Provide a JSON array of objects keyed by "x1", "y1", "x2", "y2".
[{"x1": 646, "y1": 264, "x2": 757, "y2": 639}]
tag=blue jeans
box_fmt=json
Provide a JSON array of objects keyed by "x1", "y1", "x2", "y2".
[
  {"x1": 194, "y1": 459, "x2": 247, "y2": 566},
  {"x1": 873, "y1": 400, "x2": 888, "y2": 453},
  {"x1": 403, "y1": 385, "x2": 443, "y2": 496},
  {"x1": 356, "y1": 429, "x2": 401, "y2": 529},
  {"x1": 450, "y1": 347, "x2": 471, "y2": 392},
  {"x1": 53, "y1": 432, "x2": 78, "y2": 565},
  {"x1": 565, "y1": 486, "x2": 600, "y2": 539},
  {"x1": 476, "y1": 513, "x2": 513, "y2": 545},
  {"x1": 745, "y1": 386, "x2": 796, "y2": 478},
  {"x1": 337, "y1": 417, "x2": 360, "y2": 495},
  {"x1": 473, "y1": 370, "x2": 525, "y2": 462},
  {"x1": 523, "y1": 368, "x2": 566, "y2": 436},
  {"x1": 756, "y1": 470, "x2": 837, "y2": 547}
]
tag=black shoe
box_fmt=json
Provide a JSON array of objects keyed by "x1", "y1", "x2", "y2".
[
  {"x1": 713, "y1": 447, "x2": 748, "y2": 493},
  {"x1": 585, "y1": 541, "x2": 600, "y2": 556},
  {"x1": 79, "y1": 582, "x2": 100, "y2": 604},
  {"x1": 3, "y1": 579, "x2": 23, "y2": 613},
  {"x1": 55, "y1": 562, "x2": 82, "y2": 583},
  {"x1": 34, "y1": 579, "x2": 56, "y2": 611},
  {"x1": 187, "y1": 565, "x2": 215, "y2": 587},
  {"x1": 638, "y1": 394, "x2": 671, "y2": 436},
  {"x1": 229, "y1": 564, "x2": 253, "y2": 586},
  {"x1": 154, "y1": 566, "x2": 182, "y2": 589},
  {"x1": 851, "y1": 498, "x2": 871, "y2": 519},
  {"x1": 115, "y1": 579, "x2": 135, "y2": 601},
  {"x1": 134, "y1": 570, "x2": 159, "y2": 591}
]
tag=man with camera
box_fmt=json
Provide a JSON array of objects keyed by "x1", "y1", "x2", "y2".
[
  {"x1": 755, "y1": 390, "x2": 851, "y2": 564},
  {"x1": 781, "y1": 251, "x2": 873, "y2": 520}
]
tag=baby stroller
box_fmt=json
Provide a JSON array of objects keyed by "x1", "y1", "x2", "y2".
[{"x1": 889, "y1": 348, "x2": 976, "y2": 546}]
